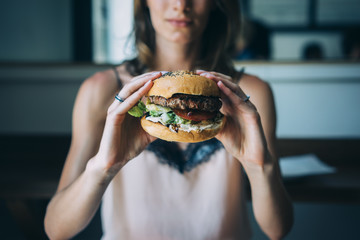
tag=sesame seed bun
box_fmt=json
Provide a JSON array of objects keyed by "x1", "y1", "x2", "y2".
[{"x1": 147, "y1": 70, "x2": 220, "y2": 98}]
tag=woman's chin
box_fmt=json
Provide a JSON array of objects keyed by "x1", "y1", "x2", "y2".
[
  {"x1": 169, "y1": 35, "x2": 198, "y2": 45},
  {"x1": 158, "y1": 30, "x2": 199, "y2": 44}
]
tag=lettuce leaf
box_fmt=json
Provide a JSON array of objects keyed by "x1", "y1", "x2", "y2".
[{"x1": 128, "y1": 100, "x2": 146, "y2": 117}]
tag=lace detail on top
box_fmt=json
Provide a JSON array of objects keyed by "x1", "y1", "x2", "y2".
[{"x1": 146, "y1": 138, "x2": 224, "y2": 173}]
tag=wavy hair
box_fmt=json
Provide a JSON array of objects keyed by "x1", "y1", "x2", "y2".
[{"x1": 126, "y1": 0, "x2": 241, "y2": 77}]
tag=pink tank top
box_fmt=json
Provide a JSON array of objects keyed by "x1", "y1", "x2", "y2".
[{"x1": 101, "y1": 140, "x2": 251, "y2": 240}]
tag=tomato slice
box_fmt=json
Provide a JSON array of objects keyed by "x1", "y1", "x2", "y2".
[{"x1": 173, "y1": 109, "x2": 216, "y2": 121}]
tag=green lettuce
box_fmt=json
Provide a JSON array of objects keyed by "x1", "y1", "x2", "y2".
[
  {"x1": 127, "y1": 100, "x2": 147, "y2": 117},
  {"x1": 128, "y1": 101, "x2": 215, "y2": 126}
]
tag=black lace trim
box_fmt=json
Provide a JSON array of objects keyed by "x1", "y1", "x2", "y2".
[{"x1": 146, "y1": 138, "x2": 224, "y2": 174}]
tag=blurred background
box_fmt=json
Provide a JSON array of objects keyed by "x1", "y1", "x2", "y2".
[{"x1": 0, "y1": 0, "x2": 359, "y2": 239}]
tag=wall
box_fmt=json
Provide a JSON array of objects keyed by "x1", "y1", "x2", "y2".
[
  {"x1": 0, "y1": 64, "x2": 108, "y2": 134},
  {"x1": 271, "y1": 32, "x2": 344, "y2": 60},
  {"x1": 0, "y1": 0, "x2": 72, "y2": 62},
  {"x1": 239, "y1": 62, "x2": 360, "y2": 138}
]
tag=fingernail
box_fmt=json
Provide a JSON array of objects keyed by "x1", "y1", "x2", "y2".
[
  {"x1": 160, "y1": 71, "x2": 168, "y2": 74},
  {"x1": 201, "y1": 73, "x2": 215, "y2": 77}
]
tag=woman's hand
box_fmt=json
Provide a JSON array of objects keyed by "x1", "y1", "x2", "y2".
[
  {"x1": 197, "y1": 70, "x2": 271, "y2": 169},
  {"x1": 91, "y1": 72, "x2": 162, "y2": 176}
]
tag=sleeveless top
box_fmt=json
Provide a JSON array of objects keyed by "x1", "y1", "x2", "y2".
[{"x1": 100, "y1": 68, "x2": 251, "y2": 240}]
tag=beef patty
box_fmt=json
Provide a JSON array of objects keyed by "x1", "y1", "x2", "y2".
[{"x1": 148, "y1": 94, "x2": 222, "y2": 112}]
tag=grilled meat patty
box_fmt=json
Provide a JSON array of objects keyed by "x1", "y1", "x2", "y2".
[{"x1": 148, "y1": 93, "x2": 222, "y2": 112}]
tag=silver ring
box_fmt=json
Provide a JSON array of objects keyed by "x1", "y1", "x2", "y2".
[
  {"x1": 115, "y1": 94, "x2": 125, "y2": 102},
  {"x1": 244, "y1": 95, "x2": 250, "y2": 102}
]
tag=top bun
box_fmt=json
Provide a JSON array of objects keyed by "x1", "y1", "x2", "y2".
[{"x1": 147, "y1": 70, "x2": 220, "y2": 99}]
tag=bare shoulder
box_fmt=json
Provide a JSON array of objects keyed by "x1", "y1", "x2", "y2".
[
  {"x1": 71, "y1": 68, "x2": 122, "y2": 138},
  {"x1": 79, "y1": 69, "x2": 117, "y2": 109},
  {"x1": 78, "y1": 64, "x2": 133, "y2": 110},
  {"x1": 238, "y1": 73, "x2": 273, "y2": 102}
]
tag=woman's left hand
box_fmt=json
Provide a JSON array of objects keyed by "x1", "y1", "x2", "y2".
[{"x1": 197, "y1": 70, "x2": 270, "y2": 169}]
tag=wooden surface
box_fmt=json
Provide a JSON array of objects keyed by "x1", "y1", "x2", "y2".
[{"x1": 277, "y1": 138, "x2": 360, "y2": 203}]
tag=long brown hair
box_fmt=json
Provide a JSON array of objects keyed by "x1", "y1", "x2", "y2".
[{"x1": 126, "y1": 0, "x2": 241, "y2": 77}]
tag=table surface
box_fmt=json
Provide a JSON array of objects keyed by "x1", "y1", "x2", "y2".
[{"x1": 1, "y1": 135, "x2": 360, "y2": 203}]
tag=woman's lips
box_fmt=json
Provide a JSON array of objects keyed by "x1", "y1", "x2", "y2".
[{"x1": 167, "y1": 19, "x2": 192, "y2": 27}]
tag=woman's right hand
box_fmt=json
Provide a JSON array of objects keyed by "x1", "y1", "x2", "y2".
[{"x1": 90, "y1": 71, "x2": 162, "y2": 176}]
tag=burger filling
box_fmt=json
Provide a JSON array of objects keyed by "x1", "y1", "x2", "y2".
[
  {"x1": 144, "y1": 94, "x2": 223, "y2": 133},
  {"x1": 148, "y1": 94, "x2": 222, "y2": 112}
]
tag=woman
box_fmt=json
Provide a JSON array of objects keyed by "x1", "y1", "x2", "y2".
[{"x1": 44, "y1": 0, "x2": 293, "y2": 239}]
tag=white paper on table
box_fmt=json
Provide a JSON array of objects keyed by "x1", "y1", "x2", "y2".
[{"x1": 279, "y1": 154, "x2": 337, "y2": 178}]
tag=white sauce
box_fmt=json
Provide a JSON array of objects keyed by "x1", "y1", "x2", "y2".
[{"x1": 145, "y1": 116, "x2": 222, "y2": 132}]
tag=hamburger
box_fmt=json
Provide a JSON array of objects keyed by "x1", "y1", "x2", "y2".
[{"x1": 129, "y1": 70, "x2": 225, "y2": 142}]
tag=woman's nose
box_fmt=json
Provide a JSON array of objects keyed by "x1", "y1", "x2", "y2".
[{"x1": 173, "y1": 0, "x2": 190, "y2": 12}]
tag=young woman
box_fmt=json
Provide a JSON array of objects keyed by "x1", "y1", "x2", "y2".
[{"x1": 44, "y1": 0, "x2": 293, "y2": 239}]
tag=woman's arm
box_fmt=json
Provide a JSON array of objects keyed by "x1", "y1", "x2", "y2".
[
  {"x1": 44, "y1": 72, "x2": 116, "y2": 239},
  {"x1": 44, "y1": 71, "x2": 160, "y2": 239},
  {"x1": 197, "y1": 71, "x2": 293, "y2": 240},
  {"x1": 239, "y1": 75, "x2": 293, "y2": 240},
  {"x1": 44, "y1": 156, "x2": 113, "y2": 240}
]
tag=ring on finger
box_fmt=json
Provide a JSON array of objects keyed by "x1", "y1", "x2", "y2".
[
  {"x1": 243, "y1": 95, "x2": 250, "y2": 102},
  {"x1": 115, "y1": 94, "x2": 125, "y2": 103}
]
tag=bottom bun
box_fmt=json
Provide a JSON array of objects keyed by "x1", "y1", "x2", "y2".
[{"x1": 140, "y1": 116, "x2": 225, "y2": 143}]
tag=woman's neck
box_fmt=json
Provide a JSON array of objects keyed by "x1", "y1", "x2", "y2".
[{"x1": 152, "y1": 38, "x2": 201, "y2": 71}]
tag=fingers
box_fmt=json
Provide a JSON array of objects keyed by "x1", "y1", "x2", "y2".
[
  {"x1": 217, "y1": 81, "x2": 242, "y2": 106},
  {"x1": 130, "y1": 71, "x2": 166, "y2": 82},
  {"x1": 107, "y1": 72, "x2": 161, "y2": 115},
  {"x1": 196, "y1": 70, "x2": 250, "y2": 105},
  {"x1": 115, "y1": 80, "x2": 154, "y2": 113},
  {"x1": 118, "y1": 71, "x2": 162, "y2": 100},
  {"x1": 217, "y1": 81, "x2": 256, "y2": 114},
  {"x1": 196, "y1": 70, "x2": 232, "y2": 82},
  {"x1": 217, "y1": 89, "x2": 233, "y2": 115},
  {"x1": 196, "y1": 70, "x2": 247, "y2": 99}
]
